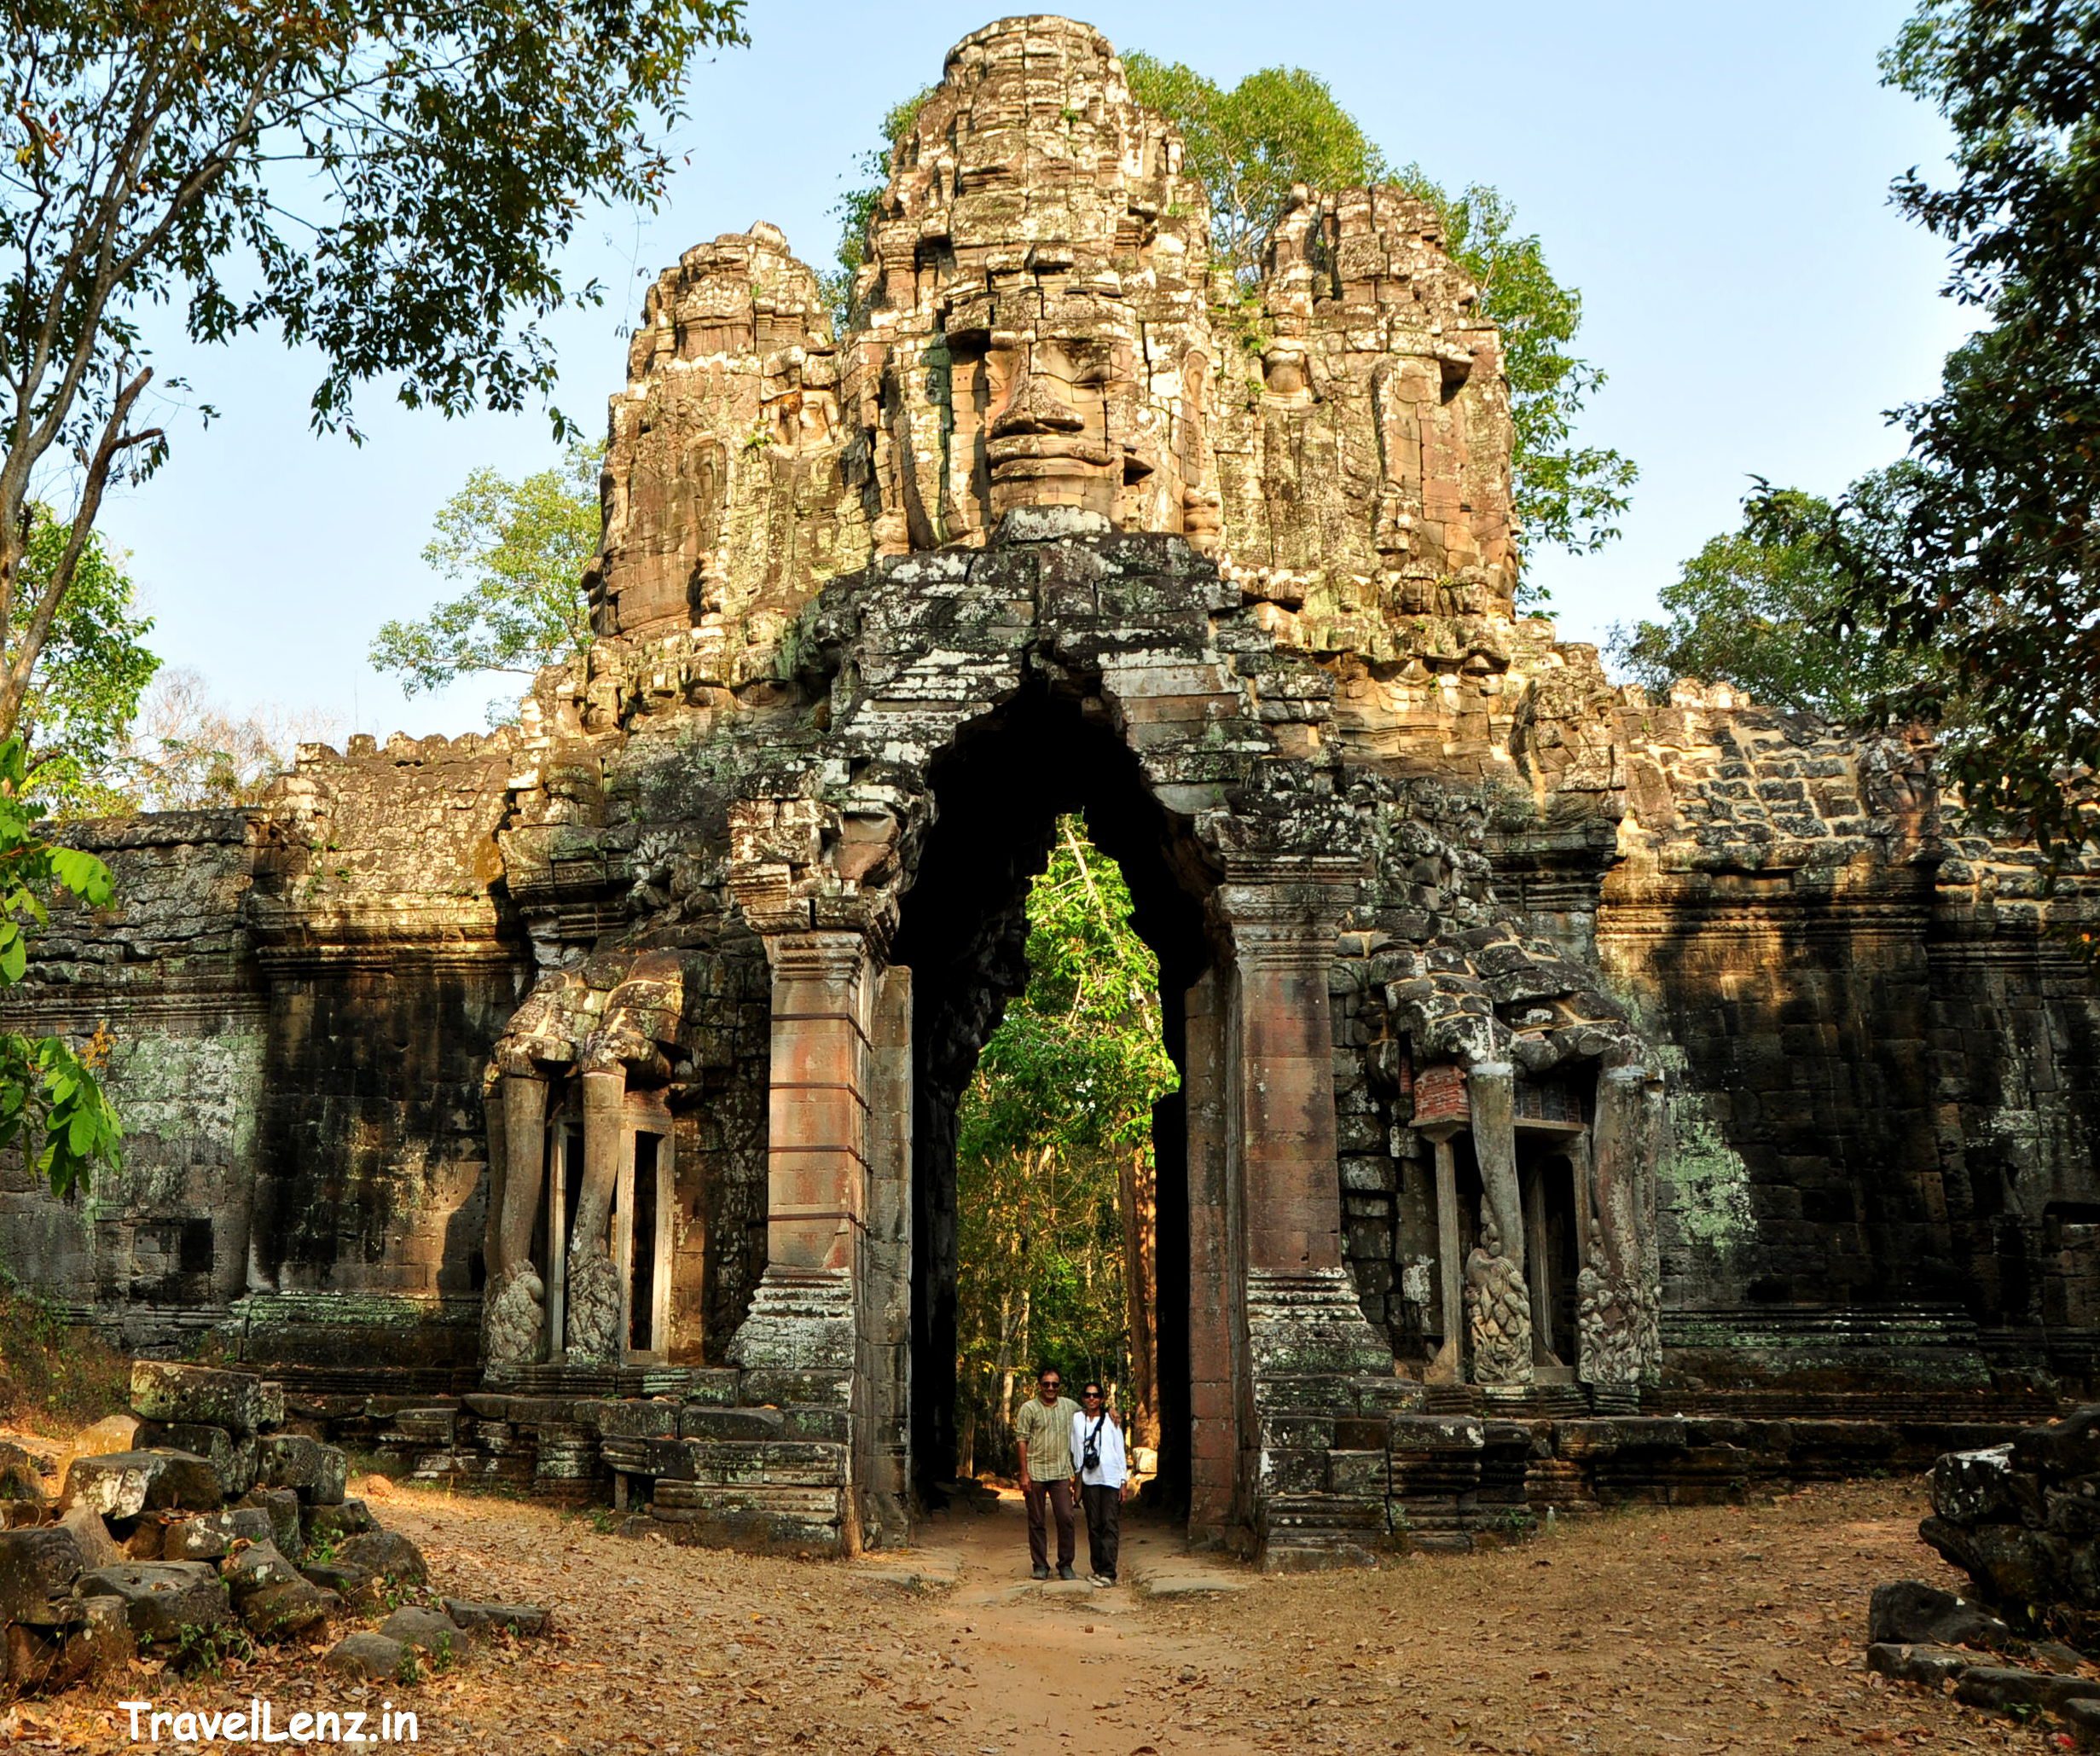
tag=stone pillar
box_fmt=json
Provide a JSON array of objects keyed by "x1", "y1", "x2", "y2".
[
  {"x1": 1183, "y1": 968, "x2": 1250, "y2": 1542},
  {"x1": 484, "y1": 1069, "x2": 549, "y2": 1371},
  {"x1": 726, "y1": 930, "x2": 873, "y2": 1393},
  {"x1": 565, "y1": 1065, "x2": 627, "y2": 1366},
  {"x1": 1582, "y1": 1063, "x2": 1665, "y2": 1386},
  {"x1": 1430, "y1": 1134, "x2": 1463, "y2": 1383},
  {"x1": 1462, "y1": 1061, "x2": 1533, "y2": 1388},
  {"x1": 859, "y1": 964, "x2": 913, "y2": 1547},
  {"x1": 1219, "y1": 854, "x2": 1395, "y2": 1566}
]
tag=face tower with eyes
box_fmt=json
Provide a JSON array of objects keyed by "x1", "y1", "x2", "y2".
[{"x1": 844, "y1": 18, "x2": 1218, "y2": 553}]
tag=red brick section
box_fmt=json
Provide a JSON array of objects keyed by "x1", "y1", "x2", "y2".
[{"x1": 764, "y1": 931, "x2": 873, "y2": 1273}]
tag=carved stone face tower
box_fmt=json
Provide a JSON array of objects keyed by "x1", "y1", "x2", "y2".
[{"x1": 849, "y1": 16, "x2": 1219, "y2": 549}]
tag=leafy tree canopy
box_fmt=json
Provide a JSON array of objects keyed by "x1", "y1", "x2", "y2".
[
  {"x1": 11, "y1": 508, "x2": 160, "y2": 816},
  {"x1": 1785, "y1": 0, "x2": 2100, "y2": 849},
  {"x1": 0, "y1": 0, "x2": 748, "y2": 753},
  {"x1": 368, "y1": 441, "x2": 601, "y2": 719},
  {"x1": 1612, "y1": 469, "x2": 1942, "y2": 722},
  {"x1": 1118, "y1": 55, "x2": 1385, "y2": 282},
  {"x1": 0, "y1": 739, "x2": 121, "y2": 1197},
  {"x1": 955, "y1": 820, "x2": 1176, "y2": 1446}
]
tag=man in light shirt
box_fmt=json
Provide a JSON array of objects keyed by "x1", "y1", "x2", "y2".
[
  {"x1": 1072, "y1": 1380, "x2": 1128, "y2": 1585},
  {"x1": 1014, "y1": 1365, "x2": 1082, "y2": 1580}
]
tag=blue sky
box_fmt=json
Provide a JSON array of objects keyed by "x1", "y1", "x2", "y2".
[{"x1": 94, "y1": 0, "x2": 1969, "y2": 739}]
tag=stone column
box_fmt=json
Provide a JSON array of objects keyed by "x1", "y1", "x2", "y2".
[
  {"x1": 565, "y1": 1065, "x2": 627, "y2": 1366},
  {"x1": 1583, "y1": 1063, "x2": 1665, "y2": 1386},
  {"x1": 1463, "y1": 1061, "x2": 1533, "y2": 1388},
  {"x1": 858, "y1": 964, "x2": 913, "y2": 1547},
  {"x1": 484, "y1": 1069, "x2": 549, "y2": 1371},
  {"x1": 1218, "y1": 855, "x2": 1392, "y2": 1441},
  {"x1": 727, "y1": 930, "x2": 873, "y2": 1391},
  {"x1": 1183, "y1": 968, "x2": 1251, "y2": 1541},
  {"x1": 1430, "y1": 1134, "x2": 1464, "y2": 1383}
]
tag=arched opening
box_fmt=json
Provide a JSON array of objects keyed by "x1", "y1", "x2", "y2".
[{"x1": 890, "y1": 677, "x2": 1216, "y2": 1514}]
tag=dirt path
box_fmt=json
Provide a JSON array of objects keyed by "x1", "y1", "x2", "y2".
[{"x1": 15, "y1": 1478, "x2": 2064, "y2": 1755}]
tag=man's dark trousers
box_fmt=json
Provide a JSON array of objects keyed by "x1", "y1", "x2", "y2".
[
  {"x1": 1082, "y1": 1482, "x2": 1121, "y2": 1579},
  {"x1": 1024, "y1": 1478, "x2": 1076, "y2": 1570}
]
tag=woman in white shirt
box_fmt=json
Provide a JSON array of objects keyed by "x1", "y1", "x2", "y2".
[{"x1": 1071, "y1": 1382, "x2": 1128, "y2": 1585}]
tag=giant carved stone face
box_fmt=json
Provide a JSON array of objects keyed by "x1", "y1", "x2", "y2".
[{"x1": 944, "y1": 283, "x2": 1136, "y2": 526}]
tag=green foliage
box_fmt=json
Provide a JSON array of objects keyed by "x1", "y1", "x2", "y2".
[
  {"x1": 1121, "y1": 55, "x2": 1384, "y2": 281},
  {"x1": 1786, "y1": 0, "x2": 2100, "y2": 851},
  {"x1": 824, "y1": 88, "x2": 936, "y2": 322},
  {"x1": 1395, "y1": 170, "x2": 1638, "y2": 569},
  {"x1": 0, "y1": 1269, "x2": 133, "y2": 1432},
  {"x1": 0, "y1": 0, "x2": 747, "y2": 745},
  {"x1": 11, "y1": 506, "x2": 160, "y2": 815},
  {"x1": 1612, "y1": 469, "x2": 1941, "y2": 719},
  {"x1": 368, "y1": 442, "x2": 602, "y2": 719},
  {"x1": 955, "y1": 820, "x2": 1176, "y2": 1466},
  {"x1": 0, "y1": 739, "x2": 120, "y2": 1197},
  {"x1": 1118, "y1": 55, "x2": 1636, "y2": 578}
]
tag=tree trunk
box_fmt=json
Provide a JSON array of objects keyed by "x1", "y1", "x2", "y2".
[{"x1": 1118, "y1": 1146, "x2": 1160, "y2": 1452}]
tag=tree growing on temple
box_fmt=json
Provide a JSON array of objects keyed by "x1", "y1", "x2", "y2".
[
  {"x1": 369, "y1": 442, "x2": 602, "y2": 721},
  {"x1": 954, "y1": 820, "x2": 1177, "y2": 1474},
  {"x1": 1772, "y1": 0, "x2": 2100, "y2": 851},
  {"x1": 1120, "y1": 54, "x2": 1638, "y2": 569}
]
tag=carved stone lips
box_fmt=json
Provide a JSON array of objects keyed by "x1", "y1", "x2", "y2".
[{"x1": 987, "y1": 432, "x2": 1115, "y2": 473}]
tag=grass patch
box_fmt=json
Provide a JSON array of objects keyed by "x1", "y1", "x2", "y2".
[{"x1": 0, "y1": 1273, "x2": 131, "y2": 1436}]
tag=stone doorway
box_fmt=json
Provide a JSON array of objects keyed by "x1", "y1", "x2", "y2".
[{"x1": 889, "y1": 678, "x2": 1219, "y2": 1521}]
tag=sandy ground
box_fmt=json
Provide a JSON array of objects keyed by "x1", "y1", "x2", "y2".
[{"x1": 9, "y1": 1476, "x2": 2067, "y2": 1755}]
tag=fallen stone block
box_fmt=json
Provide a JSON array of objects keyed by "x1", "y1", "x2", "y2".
[
  {"x1": 0, "y1": 1440, "x2": 45, "y2": 1504},
  {"x1": 334, "y1": 1529, "x2": 426, "y2": 1587},
  {"x1": 1931, "y1": 1444, "x2": 2038, "y2": 1527},
  {"x1": 441, "y1": 1598, "x2": 548, "y2": 1637},
  {"x1": 239, "y1": 1576, "x2": 340, "y2": 1641},
  {"x1": 1953, "y1": 1663, "x2": 2100, "y2": 1714},
  {"x1": 1869, "y1": 1579, "x2": 2012, "y2": 1649},
  {"x1": 254, "y1": 1435, "x2": 347, "y2": 1505},
  {"x1": 131, "y1": 1362, "x2": 276, "y2": 1437},
  {"x1": 163, "y1": 1506, "x2": 276, "y2": 1562},
  {"x1": 58, "y1": 1503, "x2": 120, "y2": 1568},
  {"x1": 299, "y1": 1559, "x2": 380, "y2": 1614},
  {"x1": 1866, "y1": 1641, "x2": 1976, "y2": 1689},
  {"x1": 0, "y1": 1526, "x2": 83, "y2": 1626},
  {"x1": 324, "y1": 1630, "x2": 408, "y2": 1682},
  {"x1": 78, "y1": 1560, "x2": 231, "y2": 1644},
  {"x1": 301, "y1": 1498, "x2": 377, "y2": 1546},
  {"x1": 236, "y1": 1486, "x2": 305, "y2": 1559},
  {"x1": 222, "y1": 1539, "x2": 304, "y2": 1600},
  {"x1": 380, "y1": 1605, "x2": 466, "y2": 1660},
  {"x1": 62, "y1": 1450, "x2": 223, "y2": 1519},
  {"x1": 137, "y1": 1422, "x2": 258, "y2": 1498}
]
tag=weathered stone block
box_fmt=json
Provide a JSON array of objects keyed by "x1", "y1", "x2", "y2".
[
  {"x1": 137, "y1": 1422, "x2": 258, "y2": 1498},
  {"x1": 0, "y1": 1527, "x2": 83, "y2": 1626},
  {"x1": 78, "y1": 1560, "x2": 230, "y2": 1644},
  {"x1": 443, "y1": 1597, "x2": 548, "y2": 1637},
  {"x1": 163, "y1": 1507, "x2": 275, "y2": 1562},
  {"x1": 255, "y1": 1435, "x2": 348, "y2": 1505},
  {"x1": 62, "y1": 1451, "x2": 223, "y2": 1519},
  {"x1": 131, "y1": 1362, "x2": 273, "y2": 1437},
  {"x1": 301, "y1": 1498, "x2": 378, "y2": 1545},
  {"x1": 334, "y1": 1529, "x2": 427, "y2": 1587}
]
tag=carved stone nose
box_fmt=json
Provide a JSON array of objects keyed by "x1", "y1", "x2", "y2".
[{"x1": 990, "y1": 364, "x2": 1084, "y2": 438}]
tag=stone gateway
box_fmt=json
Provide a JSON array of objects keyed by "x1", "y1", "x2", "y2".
[{"x1": 3, "y1": 17, "x2": 2097, "y2": 1566}]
